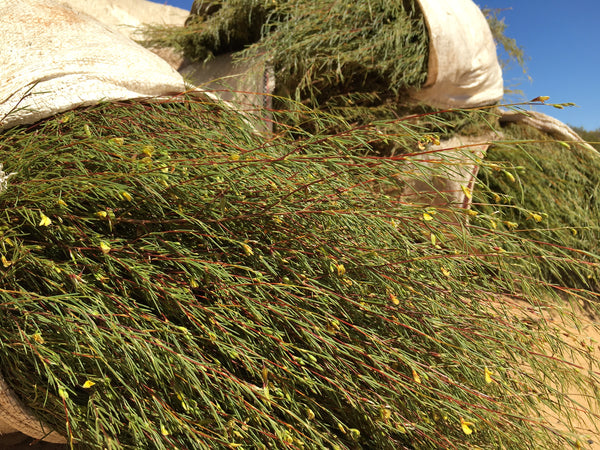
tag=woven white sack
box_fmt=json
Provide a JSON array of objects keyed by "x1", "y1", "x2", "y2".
[
  {"x1": 499, "y1": 110, "x2": 598, "y2": 154},
  {"x1": 61, "y1": 0, "x2": 189, "y2": 39},
  {"x1": 0, "y1": 0, "x2": 187, "y2": 130},
  {"x1": 413, "y1": 0, "x2": 504, "y2": 108},
  {"x1": 0, "y1": 372, "x2": 67, "y2": 443},
  {"x1": 396, "y1": 134, "x2": 495, "y2": 225}
]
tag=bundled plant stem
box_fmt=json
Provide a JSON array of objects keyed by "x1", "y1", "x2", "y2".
[
  {"x1": 475, "y1": 113, "x2": 600, "y2": 290},
  {"x1": 0, "y1": 96, "x2": 598, "y2": 449},
  {"x1": 142, "y1": 0, "x2": 436, "y2": 133}
]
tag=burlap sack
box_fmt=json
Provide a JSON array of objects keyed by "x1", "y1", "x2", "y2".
[
  {"x1": 0, "y1": 374, "x2": 67, "y2": 444},
  {"x1": 0, "y1": 0, "x2": 187, "y2": 130},
  {"x1": 396, "y1": 134, "x2": 495, "y2": 223},
  {"x1": 60, "y1": 0, "x2": 189, "y2": 39},
  {"x1": 499, "y1": 110, "x2": 598, "y2": 153},
  {"x1": 181, "y1": 0, "x2": 503, "y2": 123},
  {"x1": 413, "y1": 0, "x2": 504, "y2": 108}
]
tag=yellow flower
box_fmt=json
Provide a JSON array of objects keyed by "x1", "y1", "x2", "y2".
[
  {"x1": 441, "y1": 267, "x2": 450, "y2": 277},
  {"x1": 528, "y1": 213, "x2": 543, "y2": 223},
  {"x1": 100, "y1": 242, "x2": 111, "y2": 254},
  {"x1": 95, "y1": 211, "x2": 108, "y2": 219},
  {"x1": 109, "y1": 137, "x2": 124, "y2": 145},
  {"x1": 57, "y1": 199, "x2": 67, "y2": 207},
  {"x1": 389, "y1": 293, "x2": 399, "y2": 305},
  {"x1": 412, "y1": 369, "x2": 422, "y2": 384},
  {"x1": 58, "y1": 387, "x2": 69, "y2": 400},
  {"x1": 502, "y1": 170, "x2": 516, "y2": 183},
  {"x1": 121, "y1": 191, "x2": 133, "y2": 202},
  {"x1": 461, "y1": 185, "x2": 472, "y2": 200},
  {"x1": 142, "y1": 145, "x2": 154, "y2": 157},
  {"x1": 306, "y1": 409, "x2": 315, "y2": 420},
  {"x1": 460, "y1": 417, "x2": 474, "y2": 435},
  {"x1": 423, "y1": 212, "x2": 434, "y2": 221},
  {"x1": 531, "y1": 95, "x2": 550, "y2": 103},
  {"x1": 503, "y1": 221, "x2": 518, "y2": 230},
  {"x1": 39, "y1": 212, "x2": 52, "y2": 227},
  {"x1": 485, "y1": 367, "x2": 494, "y2": 384},
  {"x1": 327, "y1": 319, "x2": 340, "y2": 333},
  {"x1": 82, "y1": 380, "x2": 96, "y2": 389},
  {"x1": 336, "y1": 263, "x2": 346, "y2": 277},
  {"x1": 1, "y1": 255, "x2": 11, "y2": 268},
  {"x1": 380, "y1": 407, "x2": 391, "y2": 422}
]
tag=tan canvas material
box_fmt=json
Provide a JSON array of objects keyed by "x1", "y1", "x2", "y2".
[
  {"x1": 0, "y1": 0, "x2": 187, "y2": 131},
  {"x1": 180, "y1": 0, "x2": 503, "y2": 129},
  {"x1": 499, "y1": 109, "x2": 598, "y2": 153},
  {"x1": 60, "y1": 0, "x2": 189, "y2": 68},
  {"x1": 0, "y1": 374, "x2": 67, "y2": 443},
  {"x1": 413, "y1": 0, "x2": 504, "y2": 108},
  {"x1": 397, "y1": 134, "x2": 495, "y2": 220},
  {"x1": 60, "y1": 0, "x2": 188, "y2": 39}
]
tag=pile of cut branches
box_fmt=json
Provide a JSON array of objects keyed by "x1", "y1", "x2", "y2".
[
  {"x1": 0, "y1": 96, "x2": 598, "y2": 449},
  {"x1": 475, "y1": 116, "x2": 600, "y2": 290}
]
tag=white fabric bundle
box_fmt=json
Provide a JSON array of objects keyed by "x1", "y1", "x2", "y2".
[
  {"x1": 0, "y1": 0, "x2": 187, "y2": 130},
  {"x1": 413, "y1": 0, "x2": 504, "y2": 108},
  {"x1": 182, "y1": 0, "x2": 503, "y2": 117},
  {"x1": 60, "y1": 0, "x2": 189, "y2": 39},
  {"x1": 0, "y1": 374, "x2": 67, "y2": 443},
  {"x1": 500, "y1": 110, "x2": 598, "y2": 154}
]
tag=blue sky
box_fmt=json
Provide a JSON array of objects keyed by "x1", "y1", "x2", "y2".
[
  {"x1": 479, "y1": 1, "x2": 600, "y2": 130},
  {"x1": 151, "y1": 0, "x2": 599, "y2": 130}
]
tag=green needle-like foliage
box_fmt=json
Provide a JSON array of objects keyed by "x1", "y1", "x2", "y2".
[
  {"x1": 0, "y1": 96, "x2": 598, "y2": 449},
  {"x1": 142, "y1": 0, "x2": 435, "y2": 135},
  {"x1": 475, "y1": 118, "x2": 600, "y2": 290}
]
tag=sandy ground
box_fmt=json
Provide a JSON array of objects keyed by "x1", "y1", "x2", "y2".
[{"x1": 495, "y1": 295, "x2": 600, "y2": 449}]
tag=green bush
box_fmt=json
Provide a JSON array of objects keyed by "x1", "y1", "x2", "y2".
[
  {"x1": 475, "y1": 120, "x2": 600, "y2": 290},
  {"x1": 0, "y1": 97, "x2": 597, "y2": 449}
]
